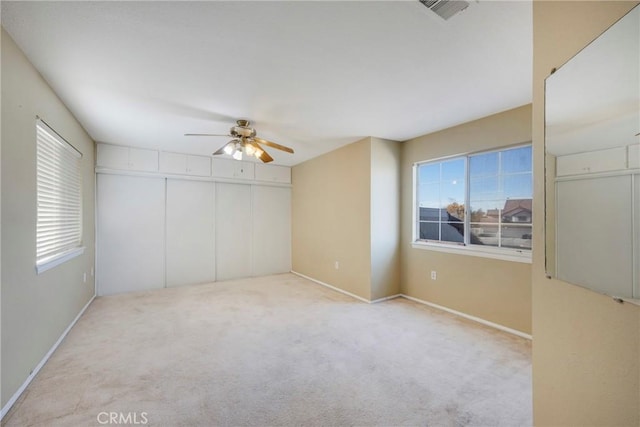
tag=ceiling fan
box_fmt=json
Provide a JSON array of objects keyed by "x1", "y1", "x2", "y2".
[{"x1": 185, "y1": 119, "x2": 293, "y2": 163}]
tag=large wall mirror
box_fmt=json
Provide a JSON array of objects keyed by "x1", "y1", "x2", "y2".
[{"x1": 545, "y1": 5, "x2": 639, "y2": 300}]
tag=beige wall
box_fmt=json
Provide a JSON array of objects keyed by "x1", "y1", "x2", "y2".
[
  {"x1": 400, "y1": 105, "x2": 533, "y2": 334},
  {"x1": 1, "y1": 29, "x2": 96, "y2": 408},
  {"x1": 292, "y1": 136, "x2": 401, "y2": 301},
  {"x1": 295, "y1": 106, "x2": 532, "y2": 329},
  {"x1": 5, "y1": 3, "x2": 639, "y2": 422},
  {"x1": 370, "y1": 138, "x2": 401, "y2": 300},
  {"x1": 292, "y1": 138, "x2": 372, "y2": 300},
  {"x1": 532, "y1": 2, "x2": 640, "y2": 425}
]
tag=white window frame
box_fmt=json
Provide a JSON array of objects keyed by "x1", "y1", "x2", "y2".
[
  {"x1": 35, "y1": 118, "x2": 85, "y2": 274},
  {"x1": 412, "y1": 144, "x2": 532, "y2": 264}
]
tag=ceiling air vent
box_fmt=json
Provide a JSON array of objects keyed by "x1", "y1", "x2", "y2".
[{"x1": 419, "y1": 0, "x2": 470, "y2": 21}]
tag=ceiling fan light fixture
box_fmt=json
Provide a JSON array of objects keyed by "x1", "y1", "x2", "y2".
[
  {"x1": 223, "y1": 142, "x2": 235, "y2": 155},
  {"x1": 186, "y1": 119, "x2": 293, "y2": 164}
]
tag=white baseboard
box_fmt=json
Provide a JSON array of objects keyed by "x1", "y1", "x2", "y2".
[
  {"x1": 289, "y1": 273, "x2": 531, "y2": 339},
  {"x1": 1, "y1": 294, "x2": 96, "y2": 420},
  {"x1": 370, "y1": 294, "x2": 402, "y2": 304},
  {"x1": 291, "y1": 271, "x2": 400, "y2": 305},
  {"x1": 400, "y1": 294, "x2": 532, "y2": 340},
  {"x1": 291, "y1": 271, "x2": 531, "y2": 339},
  {"x1": 290, "y1": 271, "x2": 372, "y2": 303}
]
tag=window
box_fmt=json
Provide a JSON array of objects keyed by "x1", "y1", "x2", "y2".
[
  {"x1": 414, "y1": 145, "x2": 532, "y2": 261},
  {"x1": 36, "y1": 119, "x2": 84, "y2": 273},
  {"x1": 417, "y1": 157, "x2": 466, "y2": 244}
]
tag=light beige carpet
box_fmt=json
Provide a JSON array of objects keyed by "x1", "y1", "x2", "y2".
[{"x1": 3, "y1": 273, "x2": 531, "y2": 426}]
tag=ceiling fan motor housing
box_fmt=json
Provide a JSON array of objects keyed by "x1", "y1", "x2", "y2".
[{"x1": 230, "y1": 120, "x2": 256, "y2": 138}]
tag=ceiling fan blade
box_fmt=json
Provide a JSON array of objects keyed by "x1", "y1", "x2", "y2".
[
  {"x1": 213, "y1": 142, "x2": 232, "y2": 155},
  {"x1": 254, "y1": 137, "x2": 294, "y2": 154},
  {"x1": 256, "y1": 147, "x2": 274, "y2": 163},
  {"x1": 184, "y1": 133, "x2": 231, "y2": 137},
  {"x1": 245, "y1": 141, "x2": 273, "y2": 163}
]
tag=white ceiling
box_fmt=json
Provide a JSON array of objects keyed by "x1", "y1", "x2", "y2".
[{"x1": 1, "y1": 1, "x2": 532, "y2": 166}]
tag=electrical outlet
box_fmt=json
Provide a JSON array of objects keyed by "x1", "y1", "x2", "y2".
[
  {"x1": 431, "y1": 271, "x2": 437, "y2": 280},
  {"x1": 335, "y1": 261, "x2": 340, "y2": 270}
]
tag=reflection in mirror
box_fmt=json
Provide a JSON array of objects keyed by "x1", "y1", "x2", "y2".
[{"x1": 545, "y1": 5, "x2": 639, "y2": 300}]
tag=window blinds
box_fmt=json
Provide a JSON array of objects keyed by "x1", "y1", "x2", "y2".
[{"x1": 36, "y1": 119, "x2": 83, "y2": 266}]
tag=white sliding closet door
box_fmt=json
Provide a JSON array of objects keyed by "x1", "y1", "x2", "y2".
[
  {"x1": 634, "y1": 174, "x2": 640, "y2": 298},
  {"x1": 97, "y1": 174, "x2": 165, "y2": 296},
  {"x1": 166, "y1": 179, "x2": 215, "y2": 287},
  {"x1": 556, "y1": 175, "x2": 633, "y2": 297},
  {"x1": 216, "y1": 183, "x2": 252, "y2": 280},
  {"x1": 252, "y1": 186, "x2": 291, "y2": 276}
]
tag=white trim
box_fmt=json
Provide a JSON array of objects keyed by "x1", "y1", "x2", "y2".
[
  {"x1": 290, "y1": 271, "x2": 531, "y2": 339},
  {"x1": 291, "y1": 271, "x2": 402, "y2": 304},
  {"x1": 400, "y1": 294, "x2": 532, "y2": 340},
  {"x1": 370, "y1": 294, "x2": 402, "y2": 304},
  {"x1": 411, "y1": 242, "x2": 531, "y2": 264},
  {"x1": 413, "y1": 143, "x2": 533, "y2": 255},
  {"x1": 414, "y1": 151, "x2": 469, "y2": 166},
  {"x1": 290, "y1": 271, "x2": 370, "y2": 303},
  {"x1": 412, "y1": 164, "x2": 418, "y2": 241},
  {"x1": 35, "y1": 246, "x2": 85, "y2": 274},
  {"x1": 0, "y1": 294, "x2": 96, "y2": 421},
  {"x1": 555, "y1": 168, "x2": 640, "y2": 182},
  {"x1": 95, "y1": 167, "x2": 292, "y2": 188}
]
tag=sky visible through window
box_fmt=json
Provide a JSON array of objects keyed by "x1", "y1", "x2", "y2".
[
  {"x1": 418, "y1": 146, "x2": 532, "y2": 215},
  {"x1": 417, "y1": 146, "x2": 532, "y2": 249}
]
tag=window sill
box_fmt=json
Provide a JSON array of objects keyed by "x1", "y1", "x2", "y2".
[
  {"x1": 411, "y1": 241, "x2": 531, "y2": 264},
  {"x1": 36, "y1": 247, "x2": 85, "y2": 274}
]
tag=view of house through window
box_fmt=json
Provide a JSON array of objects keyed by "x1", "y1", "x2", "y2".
[
  {"x1": 417, "y1": 157, "x2": 466, "y2": 244},
  {"x1": 416, "y1": 145, "x2": 532, "y2": 251}
]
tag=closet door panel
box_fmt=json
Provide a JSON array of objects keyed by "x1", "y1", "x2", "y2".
[
  {"x1": 556, "y1": 175, "x2": 633, "y2": 298},
  {"x1": 97, "y1": 174, "x2": 165, "y2": 295},
  {"x1": 635, "y1": 174, "x2": 639, "y2": 298},
  {"x1": 216, "y1": 183, "x2": 252, "y2": 280},
  {"x1": 166, "y1": 179, "x2": 215, "y2": 287},
  {"x1": 252, "y1": 186, "x2": 291, "y2": 276}
]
